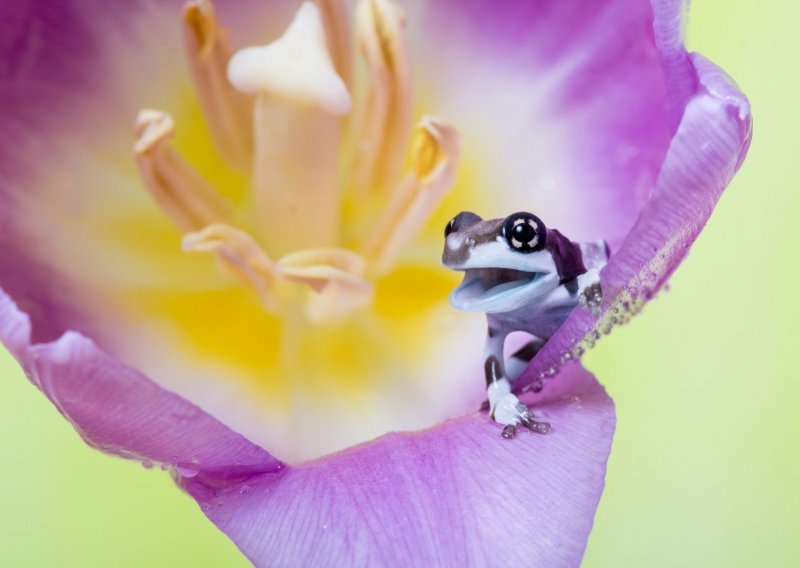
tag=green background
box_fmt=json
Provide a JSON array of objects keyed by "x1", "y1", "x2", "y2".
[{"x1": 1, "y1": 0, "x2": 797, "y2": 565}]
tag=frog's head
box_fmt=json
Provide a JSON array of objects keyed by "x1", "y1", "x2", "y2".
[{"x1": 441, "y1": 211, "x2": 585, "y2": 313}]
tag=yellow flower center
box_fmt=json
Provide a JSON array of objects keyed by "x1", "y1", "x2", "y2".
[{"x1": 128, "y1": 0, "x2": 483, "y2": 463}]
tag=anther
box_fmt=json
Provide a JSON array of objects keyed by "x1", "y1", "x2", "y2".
[
  {"x1": 134, "y1": 109, "x2": 233, "y2": 232},
  {"x1": 360, "y1": 116, "x2": 461, "y2": 274},
  {"x1": 182, "y1": 0, "x2": 253, "y2": 172}
]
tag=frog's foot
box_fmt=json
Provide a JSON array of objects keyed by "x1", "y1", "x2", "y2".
[
  {"x1": 487, "y1": 380, "x2": 551, "y2": 439},
  {"x1": 496, "y1": 400, "x2": 551, "y2": 438},
  {"x1": 479, "y1": 339, "x2": 546, "y2": 411}
]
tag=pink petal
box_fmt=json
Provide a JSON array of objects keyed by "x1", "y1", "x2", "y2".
[
  {"x1": 1, "y1": 287, "x2": 614, "y2": 566},
  {"x1": 650, "y1": 0, "x2": 698, "y2": 128},
  {"x1": 0, "y1": 287, "x2": 280, "y2": 476},
  {"x1": 520, "y1": 53, "x2": 752, "y2": 390},
  {"x1": 183, "y1": 363, "x2": 614, "y2": 566}
]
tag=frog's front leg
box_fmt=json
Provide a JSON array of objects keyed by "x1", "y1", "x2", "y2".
[{"x1": 483, "y1": 326, "x2": 550, "y2": 439}]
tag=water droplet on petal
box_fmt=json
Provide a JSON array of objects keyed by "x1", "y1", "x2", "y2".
[{"x1": 177, "y1": 465, "x2": 200, "y2": 478}]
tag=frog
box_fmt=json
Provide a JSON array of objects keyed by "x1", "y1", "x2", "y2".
[{"x1": 442, "y1": 211, "x2": 609, "y2": 439}]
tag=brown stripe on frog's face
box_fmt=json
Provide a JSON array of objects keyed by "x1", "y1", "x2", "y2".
[{"x1": 441, "y1": 212, "x2": 504, "y2": 267}]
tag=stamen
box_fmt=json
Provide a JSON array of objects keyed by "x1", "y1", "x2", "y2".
[
  {"x1": 315, "y1": 0, "x2": 354, "y2": 91},
  {"x1": 182, "y1": 0, "x2": 253, "y2": 172},
  {"x1": 277, "y1": 248, "x2": 373, "y2": 322},
  {"x1": 361, "y1": 116, "x2": 461, "y2": 273},
  {"x1": 227, "y1": 2, "x2": 351, "y2": 257},
  {"x1": 182, "y1": 223, "x2": 278, "y2": 310},
  {"x1": 134, "y1": 109, "x2": 234, "y2": 232},
  {"x1": 351, "y1": 0, "x2": 412, "y2": 195}
]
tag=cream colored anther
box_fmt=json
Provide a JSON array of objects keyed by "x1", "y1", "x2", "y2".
[
  {"x1": 182, "y1": 223, "x2": 278, "y2": 310},
  {"x1": 134, "y1": 109, "x2": 233, "y2": 232},
  {"x1": 182, "y1": 0, "x2": 253, "y2": 172},
  {"x1": 361, "y1": 116, "x2": 461, "y2": 274},
  {"x1": 277, "y1": 248, "x2": 373, "y2": 322},
  {"x1": 350, "y1": 0, "x2": 412, "y2": 194}
]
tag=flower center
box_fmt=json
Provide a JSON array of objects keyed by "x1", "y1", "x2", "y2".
[
  {"x1": 131, "y1": 0, "x2": 469, "y2": 462},
  {"x1": 135, "y1": 0, "x2": 459, "y2": 323}
]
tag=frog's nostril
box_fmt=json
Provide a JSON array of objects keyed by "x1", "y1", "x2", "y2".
[
  {"x1": 444, "y1": 217, "x2": 456, "y2": 237},
  {"x1": 446, "y1": 211, "x2": 483, "y2": 236}
]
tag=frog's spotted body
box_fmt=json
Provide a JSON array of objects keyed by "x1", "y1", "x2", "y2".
[{"x1": 442, "y1": 211, "x2": 609, "y2": 438}]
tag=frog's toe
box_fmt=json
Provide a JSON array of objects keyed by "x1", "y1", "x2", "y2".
[
  {"x1": 520, "y1": 409, "x2": 551, "y2": 434},
  {"x1": 492, "y1": 395, "x2": 551, "y2": 438},
  {"x1": 501, "y1": 424, "x2": 518, "y2": 439}
]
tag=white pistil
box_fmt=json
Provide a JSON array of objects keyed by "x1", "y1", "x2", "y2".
[
  {"x1": 227, "y1": 2, "x2": 351, "y2": 114},
  {"x1": 276, "y1": 248, "x2": 373, "y2": 323},
  {"x1": 361, "y1": 116, "x2": 461, "y2": 274},
  {"x1": 134, "y1": 109, "x2": 233, "y2": 232},
  {"x1": 228, "y1": 2, "x2": 351, "y2": 258},
  {"x1": 182, "y1": 0, "x2": 253, "y2": 173},
  {"x1": 350, "y1": 0, "x2": 412, "y2": 195}
]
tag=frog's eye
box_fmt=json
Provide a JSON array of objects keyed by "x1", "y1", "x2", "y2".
[
  {"x1": 503, "y1": 212, "x2": 546, "y2": 253},
  {"x1": 445, "y1": 211, "x2": 482, "y2": 237}
]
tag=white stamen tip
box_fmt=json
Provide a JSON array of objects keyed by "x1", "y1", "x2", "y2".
[{"x1": 227, "y1": 2, "x2": 351, "y2": 115}]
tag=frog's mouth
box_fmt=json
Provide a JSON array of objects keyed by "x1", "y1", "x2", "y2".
[{"x1": 451, "y1": 267, "x2": 545, "y2": 312}]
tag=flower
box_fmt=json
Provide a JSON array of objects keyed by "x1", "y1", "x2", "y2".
[{"x1": 0, "y1": 0, "x2": 750, "y2": 566}]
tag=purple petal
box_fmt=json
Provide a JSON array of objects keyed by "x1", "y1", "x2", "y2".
[
  {"x1": 1, "y1": 287, "x2": 614, "y2": 566},
  {"x1": 519, "y1": 53, "x2": 752, "y2": 390},
  {"x1": 650, "y1": 0, "x2": 698, "y2": 129},
  {"x1": 0, "y1": 287, "x2": 280, "y2": 478},
  {"x1": 183, "y1": 365, "x2": 614, "y2": 567}
]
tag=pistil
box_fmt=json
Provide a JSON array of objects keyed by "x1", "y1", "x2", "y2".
[{"x1": 228, "y1": 2, "x2": 351, "y2": 258}]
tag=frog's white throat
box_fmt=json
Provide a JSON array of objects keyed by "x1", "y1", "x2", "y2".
[{"x1": 451, "y1": 267, "x2": 553, "y2": 313}]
